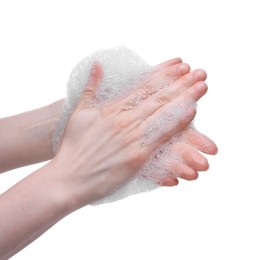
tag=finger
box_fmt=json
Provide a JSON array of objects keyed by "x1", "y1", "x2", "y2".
[
  {"x1": 171, "y1": 163, "x2": 199, "y2": 181},
  {"x1": 135, "y1": 80, "x2": 207, "y2": 122},
  {"x1": 140, "y1": 106, "x2": 196, "y2": 147},
  {"x1": 175, "y1": 81, "x2": 208, "y2": 105},
  {"x1": 76, "y1": 62, "x2": 103, "y2": 110},
  {"x1": 110, "y1": 62, "x2": 191, "y2": 113},
  {"x1": 181, "y1": 127, "x2": 218, "y2": 155},
  {"x1": 158, "y1": 177, "x2": 179, "y2": 187},
  {"x1": 175, "y1": 142, "x2": 209, "y2": 171},
  {"x1": 133, "y1": 70, "x2": 207, "y2": 120},
  {"x1": 156, "y1": 57, "x2": 182, "y2": 68},
  {"x1": 158, "y1": 63, "x2": 190, "y2": 81},
  {"x1": 137, "y1": 81, "x2": 209, "y2": 147},
  {"x1": 146, "y1": 63, "x2": 191, "y2": 88},
  {"x1": 163, "y1": 69, "x2": 207, "y2": 100}
]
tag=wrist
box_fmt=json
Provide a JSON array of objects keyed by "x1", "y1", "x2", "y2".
[
  {"x1": 45, "y1": 99, "x2": 65, "y2": 157},
  {"x1": 46, "y1": 158, "x2": 83, "y2": 214},
  {"x1": 0, "y1": 99, "x2": 65, "y2": 173}
]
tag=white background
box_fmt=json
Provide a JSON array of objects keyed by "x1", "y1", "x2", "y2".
[{"x1": 0, "y1": 0, "x2": 260, "y2": 259}]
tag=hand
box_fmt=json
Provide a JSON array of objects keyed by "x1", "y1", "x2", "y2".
[{"x1": 51, "y1": 62, "x2": 208, "y2": 209}]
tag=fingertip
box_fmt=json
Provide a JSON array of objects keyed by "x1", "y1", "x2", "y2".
[
  {"x1": 173, "y1": 163, "x2": 199, "y2": 181},
  {"x1": 178, "y1": 63, "x2": 191, "y2": 74},
  {"x1": 75, "y1": 62, "x2": 103, "y2": 110},
  {"x1": 211, "y1": 143, "x2": 218, "y2": 155},
  {"x1": 191, "y1": 171, "x2": 199, "y2": 180},
  {"x1": 157, "y1": 57, "x2": 183, "y2": 68},
  {"x1": 177, "y1": 143, "x2": 209, "y2": 172},
  {"x1": 184, "y1": 168, "x2": 199, "y2": 181},
  {"x1": 194, "y1": 81, "x2": 208, "y2": 95},
  {"x1": 184, "y1": 129, "x2": 218, "y2": 156},
  {"x1": 200, "y1": 135, "x2": 218, "y2": 155},
  {"x1": 203, "y1": 140, "x2": 218, "y2": 155},
  {"x1": 89, "y1": 62, "x2": 103, "y2": 86},
  {"x1": 195, "y1": 69, "x2": 207, "y2": 81},
  {"x1": 160, "y1": 177, "x2": 179, "y2": 187},
  {"x1": 200, "y1": 158, "x2": 209, "y2": 171},
  {"x1": 174, "y1": 57, "x2": 182, "y2": 64},
  {"x1": 183, "y1": 81, "x2": 208, "y2": 105}
]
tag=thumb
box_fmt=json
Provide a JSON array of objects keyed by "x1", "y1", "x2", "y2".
[{"x1": 76, "y1": 62, "x2": 103, "y2": 109}]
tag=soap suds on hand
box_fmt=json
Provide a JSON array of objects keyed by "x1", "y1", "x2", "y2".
[{"x1": 52, "y1": 47, "x2": 192, "y2": 205}]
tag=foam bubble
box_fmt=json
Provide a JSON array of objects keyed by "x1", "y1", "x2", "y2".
[{"x1": 52, "y1": 46, "x2": 190, "y2": 205}]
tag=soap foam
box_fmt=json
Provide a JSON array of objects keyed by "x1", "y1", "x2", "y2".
[
  {"x1": 52, "y1": 47, "x2": 190, "y2": 205},
  {"x1": 52, "y1": 47, "x2": 151, "y2": 152}
]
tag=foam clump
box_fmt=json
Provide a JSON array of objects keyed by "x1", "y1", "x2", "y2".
[
  {"x1": 52, "y1": 46, "x2": 187, "y2": 205},
  {"x1": 52, "y1": 47, "x2": 151, "y2": 152}
]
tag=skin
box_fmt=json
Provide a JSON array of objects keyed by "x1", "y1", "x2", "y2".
[
  {"x1": 0, "y1": 58, "x2": 217, "y2": 259},
  {"x1": 0, "y1": 100, "x2": 64, "y2": 173},
  {"x1": 100, "y1": 59, "x2": 217, "y2": 185}
]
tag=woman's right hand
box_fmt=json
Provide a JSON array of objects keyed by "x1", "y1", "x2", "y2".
[{"x1": 51, "y1": 62, "x2": 208, "y2": 210}]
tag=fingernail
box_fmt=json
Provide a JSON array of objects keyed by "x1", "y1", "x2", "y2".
[
  {"x1": 179, "y1": 64, "x2": 189, "y2": 73},
  {"x1": 195, "y1": 70, "x2": 207, "y2": 80},
  {"x1": 195, "y1": 82, "x2": 207, "y2": 93}
]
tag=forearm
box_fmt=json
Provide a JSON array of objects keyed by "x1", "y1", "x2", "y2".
[
  {"x1": 0, "y1": 161, "x2": 73, "y2": 259},
  {"x1": 0, "y1": 100, "x2": 64, "y2": 173}
]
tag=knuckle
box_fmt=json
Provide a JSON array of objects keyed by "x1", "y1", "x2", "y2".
[
  {"x1": 101, "y1": 106, "x2": 114, "y2": 116},
  {"x1": 113, "y1": 118, "x2": 129, "y2": 133},
  {"x1": 154, "y1": 93, "x2": 171, "y2": 105},
  {"x1": 179, "y1": 106, "x2": 196, "y2": 125},
  {"x1": 82, "y1": 86, "x2": 95, "y2": 96},
  {"x1": 111, "y1": 114, "x2": 137, "y2": 135},
  {"x1": 128, "y1": 147, "x2": 147, "y2": 170}
]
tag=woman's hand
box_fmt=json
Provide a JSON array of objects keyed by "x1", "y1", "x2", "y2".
[{"x1": 51, "y1": 62, "x2": 208, "y2": 209}]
